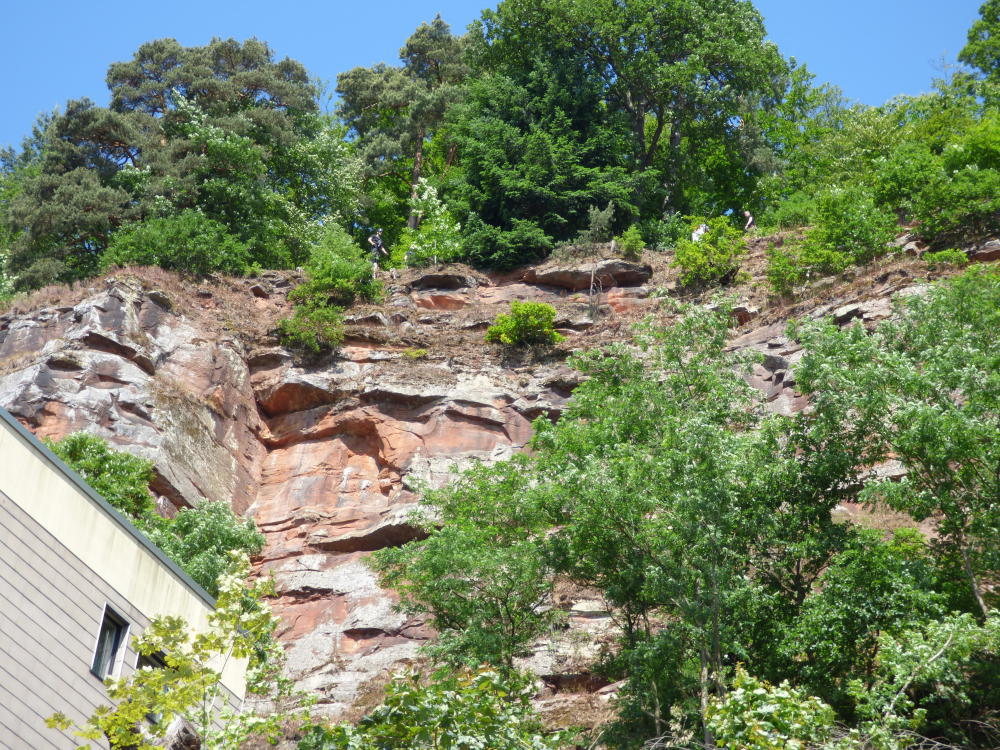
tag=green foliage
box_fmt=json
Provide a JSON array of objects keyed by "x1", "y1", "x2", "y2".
[
  {"x1": 294, "y1": 224, "x2": 382, "y2": 307},
  {"x1": 279, "y1": 223, "x2": 379, "y2": 353},
  {"x1": 960, "y1": 0, "x2": 1000, "y2": 85},
  {"x1": 846, "y1": 614, "x2": 1000, "y2": 748},
  {"x1": 49, "y1": 433, "x2": 264, "y2": 596},
  {"x1": 48, "y1": 554, "x2": 308, "y2": 750},
  {"x1": 101, "y1": 210, "x2": 250, "y2": 276},
  {"x1": 796, "y1": 267, "x2": 1000, "y2": 617},
  {"x1": 149, "y1": 502, "x2": 264, "y2": 598},
  {"x1": 673, "y1": 216, "x2": 746, "y2": 287},
  {"x1": 395, "y1": 179, "x2": 465, "y2": 267},
  {"x1": 765, "y1": 242, "x2": 804, "y2": 295},
  {"x1": 785, "y1": 530, "x2": 944, "y2": 709},
  {"x1": 576, "y1": 202, "x2": 616, "y2": 245},
  {"x1": 706, "y1": 667, "x2": 836, "y2": 750},
  {"x1": 5, "y1": 38, "x2": 361, "y2": 290},
  {"x1": 402, "y1": 347, "x2": 429, "y2": 359},
  {"x1": 911, "y1": 163, "x2": 1000, "y2": 245},
  {"x1": 764, "y1": 191, "x2": 815, "y2": 231},
  {"x1": 923, "y1": 248, "x2": 969, "y2": 269},
  {"x1": 48, "y1": 432, "x2": 160, "y2": 522},
  {"x1": 372, "y1": 460, "x2": 555, "y2": 668},
  {"x1": 383, "y1": 302, "x2": 863, "y2": 742},
  {"x1": 484, "y1": 300, "x2": 564, "y2": 347},
  {"x1": 337, "y1": 16, "x2": 467, "y2": 234},
  {"x1": 615, "y1": 225, "x2": 645, "y2": 261},
  {"x1": 278, "y1": 297, "x2": 345, "y2": 354},
  {"x1": 800, "y1": 186, "x2": 897, "y2": 274},
  {"x1": 298, "y1": 669, "x2": 573, "y2": 750}
]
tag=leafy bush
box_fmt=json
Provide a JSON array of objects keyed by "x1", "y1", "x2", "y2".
[
  {"x1": 48, "y1": 432, "x2": 160, "y2": 523},
  {"x1": 765, "y1": 243, "x2": 804, "y2": 295},
  {"x1": 148, "y1": 501, "x2": 264, "y2": 597},
  {"x1": 615, "y1": 225, "x2": 645, "y2": 260},
  {"x1": 706, "y1": 667, "x2": 836, "y2": 750},
  {"x1": 101, "y1": 210, "x2": 251, "y2": 276},
  {"x1": 395, "y1": 179, "x2": 465, "y2": 267},
  {"x1": 293, "y1": 223, "x2": 382, "y2": 307},
  {"x1": 402, "y1": 347, "x2": 429, "y2": 359},
  {"x1": 871, "y1": 142, "x2": 942, "y2": 217},
  {"x1": 639, "y1": 212, "x2": 687, "y2": 250},
  {"x1": 278, "y1": 297, "x2": 345, "y2": 354},
  {"x1": 673, "y1": 216, "x2": 746, "y2": 287},
  {"x1": 485, "y1": 300, "x2": 564, "y2": 346},
  {"x1": 923, "y1": 248, "x2": 969, "y2": 269},
  {"x1": 800, "y1": 186, "x2": 897, "y2": 273},
  {"x1": 765, "y1": 191, "x2": 815, "y2": 230},
  {"x1": 298, "y1": 669, "x2": 573, "y2": 750},
  {"x1": 912, "y1": 165, "x2": 1000, "y2": 244}
]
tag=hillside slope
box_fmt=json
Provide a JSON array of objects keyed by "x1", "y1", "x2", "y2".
[{"x1": 1, "y1": 235, "x2": 996, "y2": 727}]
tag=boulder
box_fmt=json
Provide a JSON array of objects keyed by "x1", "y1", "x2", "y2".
[{"x1": 522, "y1": 259, "x2": 652, "y2": 291}]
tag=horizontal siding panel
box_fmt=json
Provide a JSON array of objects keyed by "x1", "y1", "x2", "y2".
[
  {"x1": 0, "y1": 497, "x2": 145, "y2": 624},
  {"x1": 0, "y1": 676, "x2": 67, "y2": 750}
]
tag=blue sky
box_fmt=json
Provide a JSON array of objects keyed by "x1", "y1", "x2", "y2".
[{"x1": 0, "y1": 0, "x2": 984, "y2": 150}]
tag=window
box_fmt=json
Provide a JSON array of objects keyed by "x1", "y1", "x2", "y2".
[
  {"x1": 136, "y1": 651, "x2": 167, "y2": 725},
  {"x1": 91, "y1": 606, "x2": 129, "y2": 679}
]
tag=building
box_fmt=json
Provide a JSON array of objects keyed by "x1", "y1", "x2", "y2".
[{"x1": 0, "y1": 407, "x2": 245, "y2": 749}]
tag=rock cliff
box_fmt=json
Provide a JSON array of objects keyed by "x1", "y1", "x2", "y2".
[{"x1": 1, "y1": 237, "x2": 994, "y2": 726}]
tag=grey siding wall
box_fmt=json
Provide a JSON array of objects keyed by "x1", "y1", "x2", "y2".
[{"x1": 0, "y1": 490, "x2": 239, "y2": 749}]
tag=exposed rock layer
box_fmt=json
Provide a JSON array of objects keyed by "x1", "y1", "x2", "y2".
[{"x1": 1, "y1": 247, "x2": 993, "y2": 723}]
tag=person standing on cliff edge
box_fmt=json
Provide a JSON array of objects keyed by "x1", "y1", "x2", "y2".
[
  {"x1": 743, "y1": 210, "x2": 756, "y2": 232},
  {"x1": 368, "y1": 228, "x2": 389, "y2": 272}
]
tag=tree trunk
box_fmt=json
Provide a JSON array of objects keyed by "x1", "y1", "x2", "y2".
[
  {"x1": 407, "y1": 129, "x2": 426, "y2": 230},
  {"x1": 960, "y1": 540, "x2": 989, "y2": 619}
]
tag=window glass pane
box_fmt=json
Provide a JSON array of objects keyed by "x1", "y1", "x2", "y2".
[{"x1": 91, "y1": 608, "x2": 127, "y2": 679}]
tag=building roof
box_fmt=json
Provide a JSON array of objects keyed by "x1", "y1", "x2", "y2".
[{"x1": 0, "y1": 406, "x2": 216, "y2": 608}]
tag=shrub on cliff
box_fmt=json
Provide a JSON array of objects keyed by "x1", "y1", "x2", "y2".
[
  {"x1": 673, "y1": 216, "x2": 746, "y2": 287},
  {"x1": 485, "y1": 300, "x2": 563, "y2": 347},
  {"x1": 101, "y1": 210, "x2": 251, "y2": 276},
  {"x1": 298, "y1": 669, "x2": 573, "y2": 750}
]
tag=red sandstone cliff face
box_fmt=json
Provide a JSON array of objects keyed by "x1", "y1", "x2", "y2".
[{"x1": 1, "y1": 239, "x2": 992, "y2": 725}]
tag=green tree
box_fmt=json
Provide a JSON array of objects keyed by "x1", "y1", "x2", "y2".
[
  {"x1": 148, "y1": 501, "x2": 264, "y2": 598},
  {"x1": 372, "y1": 459, "x2": 555, "y2": 669},
  {"x1": 101, "y1": 210, "x2": 251, "y2": 276},
  {"x1": 337, "y1": 16, "x2": 467, "y2": 234},
  {"x1": 395, "y1": 178, "x2": 465, "y2": 266},
  {"x1": 48, "y1": 432, "x2": 160, "y2": 523},
  {"x1": 49, "y1": 433, "x2": 264, "y2": 596},
  {"x1": 796, "y1": 268, "x2": 1000, "y2": 618},
  {"x1": 961, "y1": 0, "x2": 1000, "y2": 86},
  {"x1": 5, "y1": 38, "x2": 359, "y2": 289},
  {"x1": 298, "y1": 669, "x2": 573, "y2": 750},
  {"x1": 785, "y1": 530, "x2": 944, "y2": 709},
  {"x1": 473, "y1": 0, "x2": 788, "y2": 219}
]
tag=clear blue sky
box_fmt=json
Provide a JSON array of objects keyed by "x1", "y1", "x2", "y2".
[{"x1": 0, "y1": 0, "x2": 984, "y2": 150}]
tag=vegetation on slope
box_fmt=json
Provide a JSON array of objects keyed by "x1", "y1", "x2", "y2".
[
  {"x1": 6, "y1": 0, "x2": 1000, "y2": 747},
  {"x1": 374, "y1": 270, "x2": 1000, "y2": 748}
]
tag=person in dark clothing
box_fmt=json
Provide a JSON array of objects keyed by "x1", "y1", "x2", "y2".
[
  {"x1": 743, "y1": 211, "x2": 756, "y2": 232},
  {"x1": 368, "y1": 228, "x2": 388, "y2": 270}
]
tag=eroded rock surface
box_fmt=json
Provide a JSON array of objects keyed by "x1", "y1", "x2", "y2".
[{"x1": 1, "y1": 247, "x2": 994, "y2": 727}]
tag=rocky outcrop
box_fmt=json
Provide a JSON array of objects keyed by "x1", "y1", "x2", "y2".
[
  {"x1": 0, "y1": 278, "x2": 265, "y2": 513},
  {"x1": 522, "y1": 259, "x2": 653, "y2": 291},
  {"x1": 1, "y1": 247, "x2": 994, "y2": 728}
]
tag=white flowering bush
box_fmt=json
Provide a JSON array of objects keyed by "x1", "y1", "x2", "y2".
[{"x1": 396, "y1": 178, "x2": 464, "y2": 267}]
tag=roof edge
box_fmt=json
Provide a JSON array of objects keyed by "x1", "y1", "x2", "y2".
[{"x1": 0, "y1": 406, "x2": 217, "y2": 609}]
